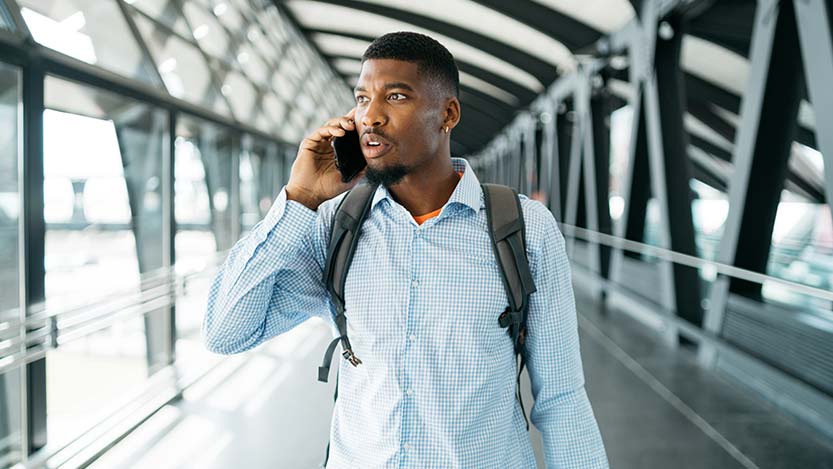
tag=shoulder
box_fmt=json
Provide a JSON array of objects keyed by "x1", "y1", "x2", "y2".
[
  {"x1": 517, "y1": 194, "x2": 566, "y2": 271},
  {"x1": 311, "y1": 191, "x2": 350, "y2": 243}
]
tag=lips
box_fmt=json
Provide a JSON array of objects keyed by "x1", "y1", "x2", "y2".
[{"x1": 362, "y1": 133, "x2": 393, "y2": 159}]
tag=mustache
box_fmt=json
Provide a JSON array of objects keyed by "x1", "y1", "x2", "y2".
[{"x1": 362, "y1": 128, "x2": 392, "y2": 142}]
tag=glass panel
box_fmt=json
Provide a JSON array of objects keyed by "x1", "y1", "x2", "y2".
[
  {"x1": 240, "y1": 137, "x2": 280, "y2": 231},
  {"x1": 18, "y1": 0, "x2": 158, "y2": 85},
  {"x1": 180, "y1": 1, "x2": 233, "y2": 65},
  {"x1": 247, "y1": 22, "x2": 280, "y2": 67},
  {"x1": 0, "y1": 61, "x2": 20, "y2": 469},
  {"x1": 0, "y1": 63, "x2": 19, "y2": 315},
  {"x1": 43, "y1": 76, "x2": 170, "y2": 448},
  {"x1": 219, "y1": 69, "x2": 256, "y2": 123},
  {"x1": 212, "y1": 0, "x2": 245, "y2": 32},
  {"x1": 691, "y1": 179, "x2": 728, "y2": 262},
  {"x1": 0, "y1": 1, "x2": 16, "y2": 32},
  {"x1": 132, "y1": 12, "x2": 231, "y2": 117},
  {"x1": 763, "y1": 197, "x2": 833, "y2": 311},
  {"x1": 0, "y1": 369, "x2": 22, "y2": 468},
  {"x1": 126, "y1": 0, "x2": 192, "y2": 37},
  {"x1": 608, "y1": 104, "x2": 632, "y2": 235},
  {"x1": 174, "y1": 115, "x2": 236, "y2": 363},
  {"x1": 235, "y1": 42, "x2": 269, "y2": 86},
  {"x1": 272, "y1": 67, "x2": 296, "y2": 102},
  {"x1": 261, "y1": 93, "x2": 285, "y2": 131}
]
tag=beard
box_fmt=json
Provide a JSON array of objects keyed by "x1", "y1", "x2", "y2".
[{"x1": 364, "y1": 161, "x2": 410, "y2": 187}]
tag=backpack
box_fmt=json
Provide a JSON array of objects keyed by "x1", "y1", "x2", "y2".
[{"x1": 316, "y1": 181, "x2": 537, "y2": 465}]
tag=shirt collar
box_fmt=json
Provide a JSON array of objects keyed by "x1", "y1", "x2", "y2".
[{"x1": 370, "y1": 157, "x2": 484, "y2": 214}]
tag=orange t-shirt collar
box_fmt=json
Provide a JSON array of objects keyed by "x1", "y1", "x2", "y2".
[{"x1": 412, "y1": 171, "x2": 464, "y2": 225}]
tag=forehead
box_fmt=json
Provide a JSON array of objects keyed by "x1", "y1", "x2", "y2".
[{"x1": 355, "y1": 59, "x2": 425, "y2": 91}]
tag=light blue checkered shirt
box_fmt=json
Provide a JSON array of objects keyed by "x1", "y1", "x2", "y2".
[{"x1": 203, "y1": 157, "x2": 608, "y2": 468}]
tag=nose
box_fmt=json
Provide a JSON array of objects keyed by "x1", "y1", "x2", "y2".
[{"x1": 360, "y1": 99, "x2": 387, "y2": 130}]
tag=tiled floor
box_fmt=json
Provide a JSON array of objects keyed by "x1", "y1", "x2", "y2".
[{"x1": 90, "y1": 291, "x2": 833, "y2": 468}]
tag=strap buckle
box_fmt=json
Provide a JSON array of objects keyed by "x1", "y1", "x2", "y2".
[
  {"x1": 342, "y1": 348, "x2": 363, "y2": 367},
  {"x1": 498, "y1": 308, "x2": 523, "y2": 328}
]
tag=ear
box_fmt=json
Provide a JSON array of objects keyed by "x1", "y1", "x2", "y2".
[{"x1": 441, "y1": 97, "x2": 461, "y2": 132}]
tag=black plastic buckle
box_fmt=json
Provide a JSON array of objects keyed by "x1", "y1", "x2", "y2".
[{"x1": 342, "y1": 348, "x2": 363, "y2": 367}]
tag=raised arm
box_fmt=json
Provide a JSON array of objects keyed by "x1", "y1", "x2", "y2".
[{"x1": 202, "y1": 109, "x2": 365, "y2": 354}]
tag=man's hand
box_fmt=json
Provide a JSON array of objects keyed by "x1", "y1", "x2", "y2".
[{"x1": 286, "y1": 108, "x2": 366, "y2": 210}]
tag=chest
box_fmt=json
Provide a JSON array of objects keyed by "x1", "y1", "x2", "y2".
[{"x1": 340, "y1": 212, "x2": 513, "y2": 362}]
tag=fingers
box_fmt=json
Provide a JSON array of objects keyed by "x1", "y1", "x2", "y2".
[
  {"x1": 304, "y1": 124, "x2": 347, "y2": 144},
  {"x1": 303, "y1": 109, "x2": 358, "y2": 146}
]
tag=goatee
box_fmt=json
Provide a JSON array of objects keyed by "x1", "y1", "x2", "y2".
[{"x1": 364, "y1": 162, "x2": 410, "y2": 187}]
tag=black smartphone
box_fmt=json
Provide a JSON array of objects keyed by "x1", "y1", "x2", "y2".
[{"x1": 332, "y1": 129, "x2": 366, "y2": 183}]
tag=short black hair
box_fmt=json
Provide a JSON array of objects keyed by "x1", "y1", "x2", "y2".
[{"x1": 362, "y1": 31, "x2": 459, "y2": 98}]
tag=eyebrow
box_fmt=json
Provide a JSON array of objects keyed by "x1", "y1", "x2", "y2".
[{"x1": 354, "y1": 82, "x2": 416, "y2": 93}]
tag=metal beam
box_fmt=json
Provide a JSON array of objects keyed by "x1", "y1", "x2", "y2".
[
  {"x1": 312, "y1": 28, "x2": 536, "y2": 104},
  {"x1": 470, "y1": 0, "x2": 602, "y2": 51},
  {"x1": 591, "y1": 92, "x2": 613, "y2": 280},
  {"x1": 702, "y1": 0, "x2": 804, "y2": 362},
  {"x1": 302, "y1": 0, "x2": 559, "y2": 86},
  {"x1": 623, "y1": 101, "x2": 651, "y2": 258},
  {"x1": 638, "y1": 0, "x2": 679, "y2": 345},
  {"x1": 687, "y1": 1, "x2": 756, "y2": 57},
  {"x1": 794, "y1": 0, "x2": 833, "y2": 216},
  {"x1": 22, "y1": 59, "x2": 46, "y2": 455},
  {"x1": 654, "y1": 14, "x2": 703, "y2": 328},
  {"x1": 556, "y1": 105, "x2": 573, "y2": 222}
]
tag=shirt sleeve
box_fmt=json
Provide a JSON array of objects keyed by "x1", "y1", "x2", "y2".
[
  {"x1": 202, "y1": 185, "x2": 339, "y2": 354},
  {"x1": 521, "y1": 199, "x2": 609, "y2": 468}
]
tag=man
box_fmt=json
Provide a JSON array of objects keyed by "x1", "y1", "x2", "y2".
[{"x1": 203, "y1": 31, "x2": 608, "y2": 468}]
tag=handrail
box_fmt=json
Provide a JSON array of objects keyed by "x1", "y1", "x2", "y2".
[
  {"x1": 558, "y1": 222, "x2": 833, "y2": 304},
  {"x1": 0, "y1": 251, "x2": 229, "y2": 375}
]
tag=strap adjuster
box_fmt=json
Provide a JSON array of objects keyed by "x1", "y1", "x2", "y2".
[
  {"x1": 342, "y1": 348, "x2": 363, "y2": 367},
  {"x1": 498, "y1": 308, "x2": 523, "y2": 328}
]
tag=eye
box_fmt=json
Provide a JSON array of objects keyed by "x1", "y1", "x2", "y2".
[
  {"x1": 355, "y1": 95, "x2": 369, "y2": 104},
  {"x1": 388, "y1": 93, "x2": 406, "y2": 101}
]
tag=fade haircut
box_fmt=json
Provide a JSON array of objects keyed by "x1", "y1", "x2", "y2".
[{"x1": 362, "y1": 31, "x2": 460, "y2": 98}]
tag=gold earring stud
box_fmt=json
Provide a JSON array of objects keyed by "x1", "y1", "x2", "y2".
[{"x1": 444, "y1": 126, "x2": 449, "y2": 133}]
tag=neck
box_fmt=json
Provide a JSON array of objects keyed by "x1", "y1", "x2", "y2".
[{"x1": 387, "y1": 156, "x2": 459, "y2": 216}]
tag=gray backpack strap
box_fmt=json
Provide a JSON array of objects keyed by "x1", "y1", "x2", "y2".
[
  {"x1": 317, "y1": 181, "x2": 379, "y2": 384},
  {"x1": 481, "y1": 183, "x2": 537, "y2": 431},
  {"x1": 482, "y1": 183, "x2": 537, "y2": 344}
]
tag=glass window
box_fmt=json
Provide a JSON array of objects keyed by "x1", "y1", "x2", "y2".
[
  {"x1": 180, "y1": 1, "x2": 233, "y2": 65},
  {"x1": 261, "y1": 93, "x2": 286, "y2": 131},
  {"x1": 608, "y1": 104, "x2": 632, "y2": 234},
  {"x1": 219, "y1": 69, "x2": 257, "y2": 123},
  {"x1": 132, "y1": 12, "x2": 231, "y2": 118},
  {"x1": 125, "y1": 0, "x2": 192, "y2": 37},
  {"x1": 0, "y1": 63, "x2": 19, "y2": 315},
  {"x1": 272, "y1": 67, "x2": 296, "y2": 102},
  {"x1": 43, "y1": 75, "x2": 170, "y2": 449},
  {"x1": 691, "y1": 179, "x2": 728, "y2": 263},
  {"x1": 247, "y1": 22, "x2": 280, "y2": 67},
  {"x1": 763, "y1": 192, "x2": 832, "y2": 311},
  {"x1": 212, "y1": 0, "x2": 245, "y2": 32},
  {"x1": 18, "y1": 0, "x2": 159, "y2": 86},
  {"x1": 174, "y1": 115, "x2": 237, "y2": 363},
  {"x1": 236, "y1": 42, "x2": 269, "y2": 86},
  {"x1": 0, "y1": 1, "x2": 16, "y2": 32},
  {"x1": 0, "y1": 61, "x2": 21, "y2": 469},
  {"x1": 240, "y1": 136, "x2": 281, "y2": 231}
]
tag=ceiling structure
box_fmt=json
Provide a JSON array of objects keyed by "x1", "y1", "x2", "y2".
[{"x1": 278, "y1": 0, "x2": 826, "y2": 202}]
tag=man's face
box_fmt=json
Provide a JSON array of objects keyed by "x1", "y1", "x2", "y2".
[{"x1": 353, "y1": 59, "x2": 447, "y2": 186}]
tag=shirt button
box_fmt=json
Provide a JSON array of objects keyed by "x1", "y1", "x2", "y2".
[
  {"x1": 409, "y1": 334, "x2": 416, "y2": 342},
  {"x1": 403, "y1": 442, "x2": 411, "y2": 451},
  {"x1": 406, "y1": 388, "x2": 414, "y2": 396},
  {"x1": 411, "y1": 279, "x2": 419, "y2": 288}
]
